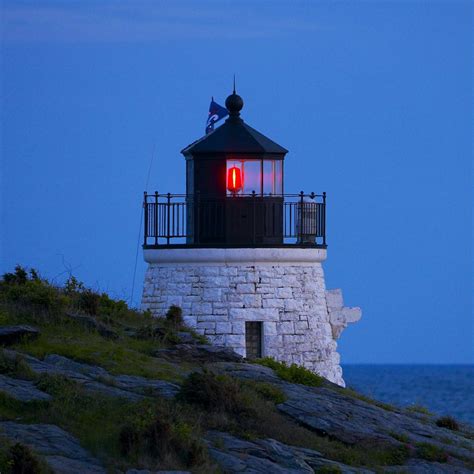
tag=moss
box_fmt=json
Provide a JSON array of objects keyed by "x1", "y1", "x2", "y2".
[{"x1": 256, "y1": 357, "x2": 324, "y2": 387}]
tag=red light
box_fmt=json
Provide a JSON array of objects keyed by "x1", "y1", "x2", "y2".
[{"x1": 227, "y1": 166, "x2": 243, "y2": 193}]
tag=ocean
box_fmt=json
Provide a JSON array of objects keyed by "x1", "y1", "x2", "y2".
[{"x1": 342, "y1": 365, "x2": 474, "y2": 425}]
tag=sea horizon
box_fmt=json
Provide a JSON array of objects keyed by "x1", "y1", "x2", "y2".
[{"x1": 341, "y1": 364, "x2": 474, "y2": 425}]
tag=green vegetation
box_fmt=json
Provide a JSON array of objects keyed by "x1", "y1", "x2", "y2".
[
  {"x1": 0, "y1": 266, "x2": 471, "y2": 472},
  {"x1": 341, "y1": 387, "x2": 396, "y2": 412},
  {"x1": 315, "y1": 466, "x2": 343, "y2": 474},
  {"x1": 389, "y1": 432, "x2": 411, "y2": 443},
  {"x1": 416, "y1": 443, "x2": 449, "y2": 463},
  {"x1": 256, "y1": 357, "x2": 324, "y2": 386},
  {"x1": 436, "y1": 416, "x2": 460, "y2": 431},
  {"x1": 406, "y1": 404, "x2": 432, "y2": 416},
  {"x1": 0, "y1": 441, "x2": 52, "y2": 474}
]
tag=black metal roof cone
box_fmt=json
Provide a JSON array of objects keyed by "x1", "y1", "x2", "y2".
[{"x1": 182, "y1": 90, "x2": 288, "y2": 156}]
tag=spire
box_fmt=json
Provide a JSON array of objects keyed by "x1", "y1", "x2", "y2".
[{"x1": 225, "y1": 76, "x2": 244, "y2": 118}]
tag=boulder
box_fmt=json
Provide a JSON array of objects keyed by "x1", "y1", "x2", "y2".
[
  {"x1": 154, "y1": 344, "x2": 243, "y2": 363},
  {"x1": 66, "y1": 312, "x2": 118, "y2": 339},
  {"x1": 0, "y1": 325, "x2": 39, "y2": 346},
  {"x1": 0, "y1": 422, "x2": 105, "y2": 473},
  {"x1": 4, "y1": 350, "x2": 179, "y2": 400},
  {"x1": 0, "y1": 374, "x2": 51, "y2": 402},
  {"x1": 206, "y1": 431, "x2": 369, "y2": 473},
  {"x1": 213, "y1": 362, "x2": 474, "y2": 469}
]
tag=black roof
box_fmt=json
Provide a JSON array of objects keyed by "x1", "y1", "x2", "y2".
[{"x1": 181, "y1": 116, "x2": 288, "y2": 156}]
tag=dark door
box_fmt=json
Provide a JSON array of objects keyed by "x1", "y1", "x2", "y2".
[
  {"x1": 226, "y1": 197, "x2": 283, "y2": 245},
  {"x1": 245, "y1": 322, "x2": 262, "y2": 359}
]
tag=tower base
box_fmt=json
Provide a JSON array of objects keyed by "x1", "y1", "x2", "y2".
[{"x1": 141, "y1": 248, "x2": 360, "y2": 386}]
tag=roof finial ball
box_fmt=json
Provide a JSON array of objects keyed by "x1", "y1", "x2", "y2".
[{"x1": 225, "y1": 76, "x2": 244, "y2": 116}]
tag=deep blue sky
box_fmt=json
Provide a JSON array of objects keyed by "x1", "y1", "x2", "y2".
[{"x1": 1, "y1": 1, "x2": 472, "y2": 363}]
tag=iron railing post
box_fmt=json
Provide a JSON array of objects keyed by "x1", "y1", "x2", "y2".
[
  {"x1": 299, "y1": 191, "x2": 304, "y2": 244},
  {"x1": 143, "y1": 191, "x2": 148, "y2": 246},
  {"x1": 195, "y1": 191, "x2": 200, "y2": 244},
  {"x1": 154, "y1": 191, "x2": 158, "y2": 246},
  {"x1": 322, "y1": 191, "x2": 326, "y2": 246},
  {"x1": 252, "y1": 190, "x2": 256, "y2": 245},
  {"x1": 166, "y1": 192, "x2": 171, "y2": 245}
]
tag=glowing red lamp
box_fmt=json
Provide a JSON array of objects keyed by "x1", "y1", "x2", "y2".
[{"x1": 227, "y1": 166, "x2": 243, "y2": 193}]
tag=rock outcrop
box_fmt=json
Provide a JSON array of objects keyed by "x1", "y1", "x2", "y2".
[
  {"x1": 0, "y1": 422, "x2": 105, "y2": 473},
  {"x1": 0, "y1": 325, "x2": 40, "y2": 346},
  {"x1": 0, "y1": 374, "x2": 51, "y2": 402}
]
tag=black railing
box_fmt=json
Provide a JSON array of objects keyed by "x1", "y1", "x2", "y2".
[{"x1": 143, "y1": 192, "x2": 326, "y2": 248}]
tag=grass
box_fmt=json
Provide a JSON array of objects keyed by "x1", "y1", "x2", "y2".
[
  {"x1": 255, "y1": 357, "x2": 324, "y2": 387},
  {"x1": 416, "y1": 443, "x2": 449, "y2": 463},
  {"x1": 341, "y1": 387, "x2": 396, "y2": 412},
  {"x1": 406, "y1": 404, "x2": 432, "y2": 416},
  {"x1": 177, "y1": 370, "x2": 412, "y2": 468}
]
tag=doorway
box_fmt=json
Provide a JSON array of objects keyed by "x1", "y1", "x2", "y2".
[{"x1": 245, "y1": 321, "x2": 263, "y2": 359}]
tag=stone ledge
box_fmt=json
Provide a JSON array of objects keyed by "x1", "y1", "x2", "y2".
[{"x1": 144, "y1": 247, "x2": 327, "y2": 265}]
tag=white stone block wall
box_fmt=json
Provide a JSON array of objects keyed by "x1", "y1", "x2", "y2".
[{"x1": 141, "y1": 249, "x2": 361, "y2": 386}]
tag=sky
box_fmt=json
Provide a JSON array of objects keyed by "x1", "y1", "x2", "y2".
[{"x1": 1, "y1": 0, "x2": 472, "y2": 364}]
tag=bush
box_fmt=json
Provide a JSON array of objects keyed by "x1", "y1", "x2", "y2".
[
  {"x1": 256, "y1": 357, "x2": 324, "y2": 387},
  {"x1": 166, "y1": 305, "x2": 183, "y2": 328},
  {"x1": 0, "y1": 351, "x2": 35, "y2": 380},
  {"x1": 436, "y1": 416, "x2": 459, "y2": 431},
  {"x1": 119, "y1": 402, "x2": 207, "y2": 469},
  {"x1": 8, "y1": 443, "x2": 50, "y2": 474},
  {"x1": 0, "y1": 266, "x2": 65, "y2": 314},
  {"x1": 178, "y1": 371, "x2": 257, "y2": 416}
]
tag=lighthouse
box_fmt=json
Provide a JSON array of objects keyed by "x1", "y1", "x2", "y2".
[{"x1": 141, "y1": 90, "x2": 361, "y2": 386}]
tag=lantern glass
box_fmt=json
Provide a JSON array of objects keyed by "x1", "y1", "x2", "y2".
[
  {"x1": 263, "y1": 160, "x2": 283, "y2": 195},
  {"x1": 226, "y1": 159, "x2": 282, "y2": 196}
]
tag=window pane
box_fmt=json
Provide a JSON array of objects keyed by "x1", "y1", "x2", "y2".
[
  {"x1": 263, "y1": 160, "x2": 274, "y2": 194},
  {"x1": 243, "y1": 160, "x2": 261, "y2": 194},
  {"x1": 226, "y1": 159, "x2": 262, "y2": 195},
  {"x1": 274, "y1": 160, "x2": 282, "y2": 194}
]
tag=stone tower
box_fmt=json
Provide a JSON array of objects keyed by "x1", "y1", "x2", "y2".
[{"x1": 141, "y1": 90, "x2": 360, "y2": 386}]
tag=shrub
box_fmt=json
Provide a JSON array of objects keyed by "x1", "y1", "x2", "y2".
[
  {"x1": 166, "y1": 305, "x2": 183, "y2": 328},
  {"x1": 416, "y1": 443, "x2": 448, "y2": 463},
  {"x1": 178, "y1": 371, "x2": 257, "y2": 416},
  {"x1": 256, "y1": 357, "x2": 324, "y2": 387},
  {"x1": 77, "y1": 289, "x2": 101, "y2": 315},
  {"x1": 0, "y1": 266, "x2": 65, "y2": 314},
  {"x1": 119, "y1": 403, "x2": 207, "y2": 469},
  {"x1": 8, "y1": 443, "x2": 50, "y2": 474},
  {"x1": 436, "y1": 416, "x2": 459, "y2": 431},
  {"x1": 0, "y1": 351, "x2": 35, "y2": 380}
]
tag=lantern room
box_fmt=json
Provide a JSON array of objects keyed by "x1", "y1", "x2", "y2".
[{"x1": 181, "y1": 90, "x2": 288, "y2": 245}]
